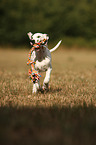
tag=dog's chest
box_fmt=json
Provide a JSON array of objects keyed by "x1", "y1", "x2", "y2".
[
  {"x1": 35, "y1": 48, "x2": 51, "y2": 72},
  {"x1": 36, "y1": 48, "x2": 46, "y2": 61}
]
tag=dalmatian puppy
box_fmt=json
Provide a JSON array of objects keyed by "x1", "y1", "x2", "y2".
[{"x1": 27, "y1": 32, "x2": 62, "y2": 93}]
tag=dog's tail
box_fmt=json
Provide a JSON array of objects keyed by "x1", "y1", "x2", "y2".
[{"x1": 50, "y1": 40, "x2": 62, "y2": 53}]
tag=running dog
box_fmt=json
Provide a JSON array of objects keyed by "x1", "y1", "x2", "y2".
[{"x1": 27, "y1": 32, "x2": 62, "y2": 93}]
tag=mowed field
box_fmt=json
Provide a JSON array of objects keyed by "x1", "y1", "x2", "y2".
[{"x1": 0, "y1": 47, "x2": 96, "y2": 145}]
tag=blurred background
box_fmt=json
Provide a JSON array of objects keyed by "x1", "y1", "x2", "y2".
[
  {"x1": 0, "y1": 1, "x2": 96, "y2": 145},
  {"x1": 0, "y1": 0, "x2": 96, "y2": 48}
]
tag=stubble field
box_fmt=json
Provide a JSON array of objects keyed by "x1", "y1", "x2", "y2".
[{"x1": 0, "y1": 47, "x2": 96, "y2": 145}]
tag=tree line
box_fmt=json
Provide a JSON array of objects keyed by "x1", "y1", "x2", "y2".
[{"x1": 0, "y1": 0, "x2": 96, "y2": 46}]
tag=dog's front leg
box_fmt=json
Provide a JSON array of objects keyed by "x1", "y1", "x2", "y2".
[
  {"x1": 43, "y1": 67, "x2": 52, "y2": 90},
  {"x1": 33, "y1": 83, "x2": 37, "y2": 93},
  {"x1": 32, "y1": 81, "x2": 40, "y2": 93}
]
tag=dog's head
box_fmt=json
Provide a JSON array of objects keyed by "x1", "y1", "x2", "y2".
[{"x1": 27, "y1": 32, "x2": 49, "y2": 45}]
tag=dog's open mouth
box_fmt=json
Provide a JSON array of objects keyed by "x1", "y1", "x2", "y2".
[
  {"x1": 35, "y1": 43, "x2": 43, "y2": 51},
  {"x1": 33, "y1": 43, "x2": 40, "y2": 51}
]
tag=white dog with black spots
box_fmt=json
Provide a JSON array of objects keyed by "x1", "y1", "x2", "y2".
[{"x1": 27, "y1": 32, "x2": 62, "y2": 93}]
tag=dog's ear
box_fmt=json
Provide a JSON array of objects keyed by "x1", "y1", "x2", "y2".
[
  {"x1": 46, "y1": 35, "x2": 49, "y2": 40},
  {"x1": 27, "y1": 32, "x2": 33, "y2": 40},
  {"x1": 44, "y1": 34, "x2": 49, "y2": 40}
]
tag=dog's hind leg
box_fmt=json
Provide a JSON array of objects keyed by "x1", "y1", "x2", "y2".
[{"x1": 43, "y1": 67, "x2": 52, "y2": 90}]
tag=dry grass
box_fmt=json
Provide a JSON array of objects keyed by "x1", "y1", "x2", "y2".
[
  {"x1": 0, "y1": 48, "x2": 96, "y2": 107},
  {"x1": 0, "y1": 47, "x2": 96, "y2": 145}
]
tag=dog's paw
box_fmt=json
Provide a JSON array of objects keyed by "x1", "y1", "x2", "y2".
[{"x1": 42, "y1": 83, "x2": 50, "y2": 92}]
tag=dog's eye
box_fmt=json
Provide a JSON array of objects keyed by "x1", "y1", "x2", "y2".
[
  {"x1": 37, "y1": 39, "x2": 39, "y2": 42},
  {"x1": 37, "y1": 36, "x2": 41, "y2": 38}
]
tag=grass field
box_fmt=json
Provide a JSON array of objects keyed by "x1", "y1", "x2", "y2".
[{"x1": 0, "y1": 47, "x2": 96, "y2": 145}]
